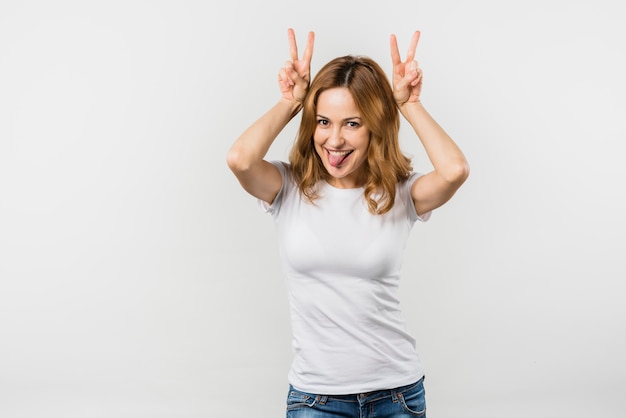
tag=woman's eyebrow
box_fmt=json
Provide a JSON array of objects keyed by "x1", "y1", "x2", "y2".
[{"x1": 316, "y1": 114, "x2": 362, "y2": 121}]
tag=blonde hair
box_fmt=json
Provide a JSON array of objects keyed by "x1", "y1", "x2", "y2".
[{"x1": 289, "y1": 55, "x2": 413, "y2": 214}]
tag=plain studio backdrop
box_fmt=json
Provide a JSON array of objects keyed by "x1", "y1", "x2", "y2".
[{"x1": 1, "y1": 1, "x2": 624, "y2": 417}]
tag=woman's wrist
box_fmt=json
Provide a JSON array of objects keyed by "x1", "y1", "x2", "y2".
[
  {"x1": 278, "y1": 97, "x2": 304, "y2": 118},
  {"x1": 398, "y1": 100, "x2": 425, "y2": 118}
]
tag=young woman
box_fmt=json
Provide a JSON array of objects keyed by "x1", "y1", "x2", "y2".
[{"x1": 227, "y1": 28, "x2": 469, "y2": 418}]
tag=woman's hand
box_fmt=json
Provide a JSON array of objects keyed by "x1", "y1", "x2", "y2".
[
  {"x1": 278, "y1": 28, "x2": 315, "y2": 104},
  {"x1": 390, "y1": 31, "x2": 423, "y2": 106}
]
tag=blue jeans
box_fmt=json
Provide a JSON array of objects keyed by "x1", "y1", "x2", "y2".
[{"x1": 286, "y1": 377, "x2": 426, "y2": 417}]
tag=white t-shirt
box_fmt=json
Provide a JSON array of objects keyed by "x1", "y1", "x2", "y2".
[{"x1": 260, "y1": 161, "x2": 431, "y2": 394}]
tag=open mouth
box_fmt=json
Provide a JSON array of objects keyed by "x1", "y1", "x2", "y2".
[{"x1": 327, "y1": 149, "x2": 353, "y2": 167}]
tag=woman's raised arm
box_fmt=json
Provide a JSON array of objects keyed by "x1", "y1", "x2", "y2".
[
  {"x1": 390, "y1": 31, "x2": 469, "y2": 216},
  {"x1": 226, "y1": 28, "x2": 314, "y2": 204}
]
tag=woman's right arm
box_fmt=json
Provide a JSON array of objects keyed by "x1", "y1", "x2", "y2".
[
  {"x1": 226, "y1": 29, "x2": 314, "y2": 204},
  {"x1": 226, "y1": 99, "x2": 301, "y2": 203}
]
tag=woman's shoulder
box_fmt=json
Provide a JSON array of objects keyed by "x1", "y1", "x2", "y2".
[
  {"x1": 396, "y1": 171, "x2": 420, "y2": 190},
  {"x1": 268, "y1": 160, "x2": 293, "y2": 178}
]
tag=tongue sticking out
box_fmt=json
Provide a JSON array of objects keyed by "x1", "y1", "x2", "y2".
[{"x1": 328, "y1": 151, "x2": 351, "y2": 167}]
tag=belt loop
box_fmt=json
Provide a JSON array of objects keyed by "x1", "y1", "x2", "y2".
[
  {"x1": 391, "y1": 389, "x2": 399, "y2": 403},
  {"x1": 318, "y1": 395, "x2": 328, "y2": 405}
]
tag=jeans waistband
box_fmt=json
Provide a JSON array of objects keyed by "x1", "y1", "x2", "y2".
[{"x1": 290, "y1": 375, "x2": 425, "y2": 405}]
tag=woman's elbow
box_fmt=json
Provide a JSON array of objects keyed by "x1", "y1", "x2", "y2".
[
  {"x1": 226, "y1": 145, "x2": 251, "y2": 173},
  {"x1": 446, "y1": 160, "x2": 470, "y2": 186},
  {"x1": 458, "y1": 160, "x2": 471, "y2": 183}
]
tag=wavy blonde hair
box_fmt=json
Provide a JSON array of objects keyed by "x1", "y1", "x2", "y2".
[{"x1": 289, "y1": 55, "x2": 413, "y2": 214}]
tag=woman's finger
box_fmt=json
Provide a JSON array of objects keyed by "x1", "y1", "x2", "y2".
[
  {"x1": 411, "y1": 68, "x2": 423, "y2": 86},
  {"x1": 390, "y1": 34, "x2": 402, "y2": 67},
  {"x1": 405, "y1": 31, "x2": 421, "y2": 63},
  {"x1": 301, "y1": 31, "x2": 315, "y2": 65},
  {"x1": 288, "y1": 28, "x2": 299, "y2": 63}
]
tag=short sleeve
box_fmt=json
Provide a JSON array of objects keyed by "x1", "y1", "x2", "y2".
[
  {"x1": 257, "y1": 160, "x2": 288, "y2": 215},
  {"x1": 406, "y1": 172, "x2": 432, "y2": 223}
]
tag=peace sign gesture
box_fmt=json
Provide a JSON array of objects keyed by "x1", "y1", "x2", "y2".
[
  {"x1": 390, "y1": 31, "x2": 423, "y2": 106},
  {"x1": 278, "y1": 28, "x2": 315, "y2": 104}
]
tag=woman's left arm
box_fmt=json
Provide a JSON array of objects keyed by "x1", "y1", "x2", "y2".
[
  {"x1": 391, "y1": 31, "x2": 470, "y2": 216},
  {"x1": 401, "y1": 101, "x2": 469, "y2": 216}
]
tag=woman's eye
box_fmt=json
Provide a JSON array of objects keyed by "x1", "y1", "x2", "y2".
[
  {"x1": 317, "y1": 119, "x2": 329, "y2": 126},
  {"x1": 347, "y1": 121, "x2": 360, "y2": 128}
]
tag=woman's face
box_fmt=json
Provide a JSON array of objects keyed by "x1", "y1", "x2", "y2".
[{"x1": 313, "y1": 87, "x2": 371, "y2": 189}]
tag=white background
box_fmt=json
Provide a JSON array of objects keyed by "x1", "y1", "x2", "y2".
[{"x1": 1, "y1": 1, "x2": 624, "y2": 417}]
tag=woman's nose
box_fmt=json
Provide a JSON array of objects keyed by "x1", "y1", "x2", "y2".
[{"x1": 327, "y1": 127, "x2": 344, "y2": 148}]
